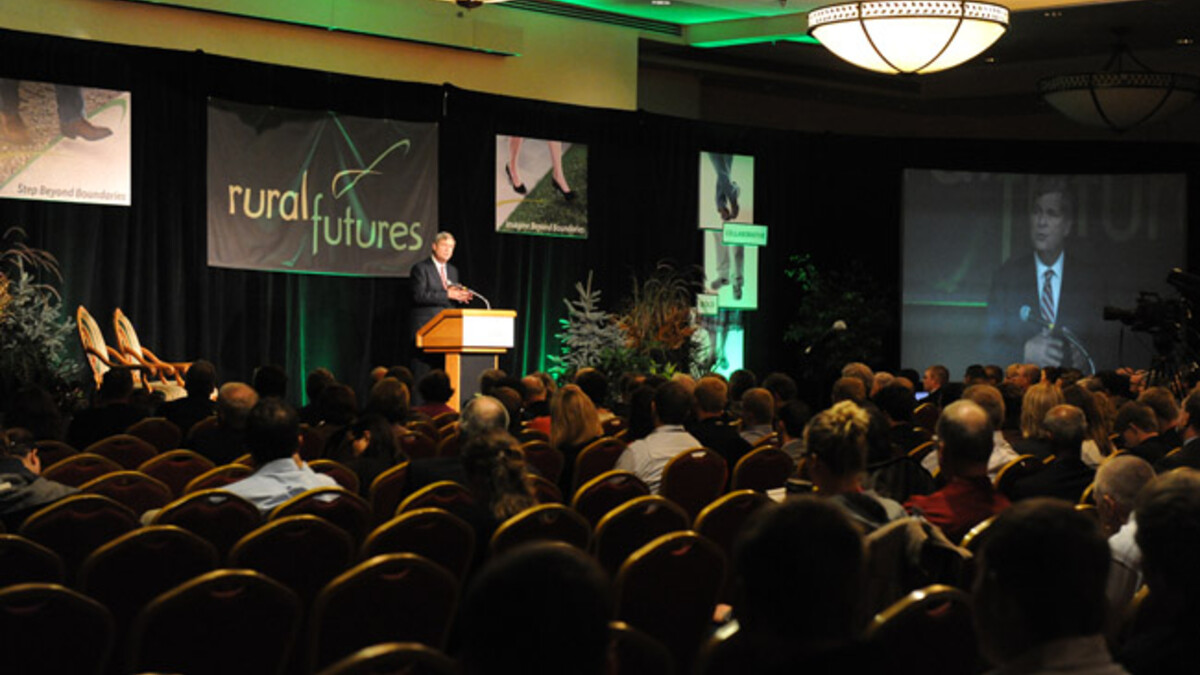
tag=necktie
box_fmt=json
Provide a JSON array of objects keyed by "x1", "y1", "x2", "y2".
[
  {"x1": 1040, "y1": 269, "x2": 1056, "y2": 325},
  {"x1": 439, "y1": 264, "x2": 449, "y2": 289}
]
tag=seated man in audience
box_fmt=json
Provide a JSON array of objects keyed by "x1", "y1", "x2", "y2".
[
  {"x1": 413, "y1": 369, "x2": 456, "y2": 418},
  {"x1": 974, "y1": 499, "x2": 1125, "y2": 674},
  {"x1": 687, "y1": 376, "x2": 752, "y2": 472},
  {"x1": 459, "y1": 543, "x2": 611, "y2": 675},
  {"x1": 1115, "y1": 401, "x2": 1173, "y2": 465},
  {"x1": 830, "y1": 377, "x2": 866, "y2": 405},
  {"x1": 761, "y1": 372, "x2": 799, "y2": 413},
  {"x1": 1094, "y1": 454, "x2": 1155, "y2": 637},
  {"x1": 187, "y1": 381, "x2": 258, "y2": 465},
  {"x1": 1009, "y1": 404, "x2": 1095, "y2": 503},
  {"x1": 922, "y1": 364, "x2": 954, "y2": 409},
  {"x1": 1119, "y1": 469, "x2": 1200, "y2": 673},
  {"x1": 251, "y1": 364, "x2": 288, "y2": 400},
  {"x1": 297, "y1": 367, "x2": 335, "y2": 426},
  {"x1": 1154, "y1": 389, "x2": 1200, "y2": 472},
  {"x1": 1137, "y1": 386, "x2": 1182, "y2": 450},
  {"x1": 615, "y1": 381, "x2": 700, "y2": 493},
  {"x1": 776, "y1": 400, "x2": 812, "y2": 463},
  {"x1": 67, "y1": 368, "x2": 147, "y2": 449},
  {"x1": 0, "y1": 429, "x2": 78, "y2": 530},
  {"x1": 738, "y1": 388, "x2": 775, "y2": 446},
  {"x1": 906, "y1": 400, "x2": 1011, "y2": 543},
  {"x1": 405, "y1": 395, "x2": 514, "y2": 493},
  {"x1": 158, "y1": 360, "x2": 218, "y2": 438},
  {"x1": 574, "y1": 368, "x2": 616, "y2": 423},
  {"x1": 842, "y1": 362, "x2": 875, "y2": 398},
  {"x1": 921, "y1": 384, "x2": 1019, "y2": 482},
  {"x1": 805, "y1": 401, "x2": 906, "y2": 531},
  {"x1": 699, "y1": 497, "x2": 880, "y2": 674},
  {"x1": 221, "y1": 398, "x2": 337, "y2": 513}
]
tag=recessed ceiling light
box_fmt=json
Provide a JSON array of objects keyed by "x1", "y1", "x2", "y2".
[
  {"x1": 651, "y1": 0, "x2": 671, "y2": 5},
  {"x1": 1178, "y1": 37, "x2": 1195, "y2": 46},
  {"x1": 1043, "y1": 10, "x2": 1062, "y2": 17}
]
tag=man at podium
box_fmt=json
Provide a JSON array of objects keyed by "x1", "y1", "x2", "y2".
[{"x1": 411, "y1": 231, "x2": 472, "y2": 376}]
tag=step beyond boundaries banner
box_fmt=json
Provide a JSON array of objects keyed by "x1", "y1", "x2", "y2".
[{"x1": 207, "y1": 98, "x2": 437, "y2": 277}]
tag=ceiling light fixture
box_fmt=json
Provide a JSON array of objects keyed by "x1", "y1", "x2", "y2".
[
  {"x1": 1039, "y1": 41, "x2": 1200, "y2": 132},
  {"x1": 806, "y1": 1, "x2": 1009, "y2": 75},
  {"x1": 439, "y1": 0, "x2": 510, "y2": 9}
]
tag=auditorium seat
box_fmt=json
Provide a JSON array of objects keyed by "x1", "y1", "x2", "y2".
[
  {"x1": 0, "y1": 534, "x2": 65, "y2": 587},
  {"x1": 138, "y1": 449, "x2": 215, "y2": 497},
  {"x1": 124, "y1": 416, "x2": 183, "y2": 453},
  {"x1": 572, "y1": 436, "x2": 627, "y2": 492},
  {"x1": 489, "y1": 503, "x2": 591, "y2": 557},
  {"x1": 360, "y1": 508, "x2": 475, "y2": 582},
  {"x1": 41, "y1": 452, "x2": 122, "y2": 488},
  {"x1": 18, "y1": 494, "x2": 139, "y2": 582},
  {"x1": 731, "y1": 446, "x2": 794, "y2": 492},
  {"x1": 183, "y1": 463, "x2": 254, "y2": 494},
  {"x1": 151, "y1": 489, "x2": 262, "y2": 561},
  {"x1": 571, "y1": 470, "x2": 650, "y2": 527},
  {"x1": 659, "y1": 448, "x2": 728, "y2": 523},
  {"x1": 593, "y1": 495, "x2": 689, "y2": 578},
  {"x1": 519, "y1": 439, "x2": 564, "y2": 484},
  {"x1": 309, "y1": 459, "x2": 361, "y2": 494},
  {"x1": 865, "y1": 584, "x2": 982, "y2": 675},
  {"x1": 270, "y1": 487, "x2": 371, "y2": 546},
  {"x1": 79, "y1": 470, "x2": 174, "y2": 515},
  {"x1": 0, "y1": 582, "x2": 114, "y2": 675},
  {"x1": 317, "y1": 642, "x2": 459, "y2": 675},
  {"x1": 83, "y1": 433, "x2": 158, "y2": 470},
  {"x1": 367, "y1": 460, "x2": 410, "y2": 526},
  {"x1": 229, "y1": 515, "x2": 355, "y2": 608}
]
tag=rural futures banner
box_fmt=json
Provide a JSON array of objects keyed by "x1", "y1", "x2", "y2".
[{"x1": 207, "y1": 99, "x2": 437, "y2": 277}]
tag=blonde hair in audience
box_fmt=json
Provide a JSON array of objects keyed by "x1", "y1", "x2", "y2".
[
  {"x1": 804, "y1": 400, "x2": 870, "y2": 477},
  {"x1": 1021, "y1": 381, "x2": 1065, "y2": 440},
  {"x1": 550, "y1": 384, "x2": 603, "y2": 451}
]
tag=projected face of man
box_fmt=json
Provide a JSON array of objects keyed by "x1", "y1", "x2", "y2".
[
  {"x1": 432, "y1": 236, "x2": 455, "y2": 264},
  {"x1": 1030, "y1": 191, "x2": 1071, "y2": 265}
]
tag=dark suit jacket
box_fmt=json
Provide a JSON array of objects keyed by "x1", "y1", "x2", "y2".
[
  {"x1": 410, "y1": 257, "x2": 460, "y2": 336},
  {"x1": 1009, "y1": 456, "x2": 1094, "y2": 503},
  {"x1": 1155, "y1": 437, "x2": 1200, "y2": 472},
  {"x1": 985, "y1": 251, "x2": 1110, "y2": 369}
]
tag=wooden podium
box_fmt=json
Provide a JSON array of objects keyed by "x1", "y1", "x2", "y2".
[{"x1": 416, "y1": 309, "x2": 517, "y2": 410}]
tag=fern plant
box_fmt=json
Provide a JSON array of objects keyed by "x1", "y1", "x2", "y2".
[{"x1": 0, "y1": 228, "x2": 82, "y2": 412}]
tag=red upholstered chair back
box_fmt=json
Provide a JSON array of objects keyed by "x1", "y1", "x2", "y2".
[
  {"x1": 519, "y1": 440, "x2": 565, "y2": 484},
  {"x1": 310, "y1": 553, "x2": 459, "y2": 672},
  {"x1": 693, "y1": 490, "x2": 772, "y2": 603},
  {"x1": 865, "y1": 584, "x2": 982, "y2": 675},
  {"x1": 18, "y1": 494, "x2": 139, "y2": 582},
  {"x1": 659, "y1": 448, "x2": 728, "y2": 522},
  {"x1": 124, "y1": 417, "x2": 183, "y2": 454},
  {"x1": 229, "y1": 515, "x2": 355, "y2": 608},
  {"x1": 571, "y1": 470, "x2": 651, "y2": 528},
  {"x1": 129, "y1": 569, "x2": 302, "y2": 675},
  {"x1": 594, "y1": 495, "x2": 690, "y2": 578},
  {"x1": 0, "y1": 534, "x2": 66, "y2": 587},
  {"x1": 79, "y1": 470, "x2": 174, "y2": 515},
  {"x1": 270, "y1": 487, "x2": 372, "y2": 546},
  {"x1": 41, "y1": 452, "x2": 123, "y2": 488},
  {"x1": 309, "y1": 459, "x2": 361, "y2": 494},
  {"x1": 152, "y1": 489, "x2": 262, "y2": 561},
  {"x1": 0, "y1": 582, "x2": 115, "y2": 675},
  {"x1": 320, "y1": 643, "x2": 459, "y2": 675},
  {"x1": 731, "y1": 446, "x2": 795, "y2": 492},
  {"x1": 361, "y1": 507, "x2": 475, "y2": 582},
  {"x1": 138, "y1": 449, "x2": 215, "y2": 498},
  {"x1": 614, "y1": 531, "x2": 726, "y2": 674},
  {"x1": 83, "y1": 434, "x2": 158, "y2": 470},
  {"x1": 397, "y1": 481, "x2": 478, "y2": 526},
  {"x1": 489, "y1": 504, "x2": 592, "y2": 557},
  {"x1": 33, "y1": 440, "x2": 79, "y2": 469},
  {"x1": 572, "y1": 436, "x2": 627, "y2": 492},
  {"x1": 398, "y1": 431, "x2": 437, "y2": 461},
  {"x1": 183, "y1": 463, "x2": 254, "y2": 494},
  {"x1": 367, "y1": 461, "x2": 410, "y2": 525}
]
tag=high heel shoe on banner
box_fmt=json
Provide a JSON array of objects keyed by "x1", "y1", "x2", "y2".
[
  {"x1": 553, "y1": 178, "x2": 577, "y2": 202},
  {"x1": 505, "y1": 164, "x2": 527, "y2": 194}
]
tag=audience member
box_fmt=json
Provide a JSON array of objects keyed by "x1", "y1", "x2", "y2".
[
  {"x1": 362, "y1": 377, "x2": 412, "y2": 428},
  {"x1": 922, "y1": 364, "x2": 952, "y2": 408},
  {"x1": 521, "y1": 374, "x2": 550, "y2": 421},
  {"x1": 727, "y1": 369, "x2": 756, "y2": 417},
  {"x1": 700, "y1": 497, "x2": 879, "y2": 674},
  {"x1": 842, "y1": 362, "x2": 875, "y2": 398},
  {"x1": 252, "y1": 364, "x2": 288, "y2": 400},
  {"x1": 4, "y1": 385, "x2": 65, "y2": 441},
  {"x1": 67, "y1": 368, "x2": 147, "y2": 449},
  {"x1": 688, "y1": 376, "x2": 752, "y2": 473},
  {"x1": 921, "y1": 384, "x2": 1018, "y2": 482},
  {"x1": 187, "y1": 381, "x2": 258, "y2": 465},
  {"x1": 459, "y1": 395, "x2": 511, "y2": 444},
  {"x1": 222, "y1": 398, "x2": 338, "y2": 513},
  {"x1": 776, "y1": 400, "x2": 812, "y2": 463},
  {"x1": 1094, "y1": 455, "x2": 1155, "y2": 635},
  {"x1": 1012, "y1": 381, "x2": 1065, "y2": 458},
  {"x1": 1009, "y1": 404, "x2": 1095, "y2": 503},
  {"x1": 906, "y1": 400, "x2": 1010, "y2": 543},
  {"x1": 0, "y1": 429, "x2": 78, "y2": 530},
  {"x1": 1062, "y1": 384, "x2": 1115, "y2": 467},
  {"x1": 624, "y1": 384, "x2": 659, "y2": 443},
  {"x1": 329, "y1": 413, "x2": 399, "y2": 497},
  {"x1": 414, "y1": 370, "x2": 455, "y2": 417},
  {"x1": 1119, "y1": 469, "x2": 1200, "y2": 673},
  {"x1": 1114, "y1": 401, "x2": 1172, "y2": 465},
  {"x1": 159, "y1": 360, "x2": 217, "y2": 437},
  {"x1": 298, "y1": 367, "x2": 335, "y2": 425},
  {"x1": 491, "y1": 386, "x2": 527, "y2": 437},
  {"x1": 549, "y1": 384, "x2": 604, "y2": 494},
  {"x1": 973, "y1": 499, "x2": 1122, "y2": 674},
  {"x1": 615, "y1": 381, "x2": 700, "y2": 493},
  {"x1": 1155, "y1": 389, "x2": 1200, "y2": 471},
  {"x1": 738, "y1": 388, "x2": 775, "y2": 446},
  {"x1": 459, "y1": 543, "x2": 611, "y2": 675},
  {"x1": 830, "y1": 377, "x2": 866, "y2": 405},
  {"x1": 574, "y1": 368, "x2": 615, "y2": 423},
  {"x1": 873, "y1": 383, "x2": 926, "y2": 455},
  {"x1": 805, "y1": 400, "x2": 906, "y2": 531},
  {"x1": 760, "y1": 372, "x2": 798, "y2": 411},
  {"x1": 1137, "y1": 386, "x2": 1182, "y2": 450}
]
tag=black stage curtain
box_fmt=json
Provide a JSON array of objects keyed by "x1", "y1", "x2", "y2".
[{"x1": 2, "y1": 28, "x2": 1198, "y2": 407}]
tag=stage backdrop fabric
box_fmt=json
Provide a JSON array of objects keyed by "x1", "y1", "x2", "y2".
[{"x1": 207, "y1": 98, "x2": 437, "y2": 277}]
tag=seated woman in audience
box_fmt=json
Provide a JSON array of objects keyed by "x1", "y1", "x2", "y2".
[
  {"x1": 1062, "y1": 384, "x2": 1114, "y2": 467},
  {"x1": 1013, "y1": 381, "x2": 1064, "y2": 458},
  {"x1": 549, "y1": 384, "x2": 605, "y2": 494},
  {"x1": 805, "y1": 400, "x2": 906, "y2": 532},
  {"x1": 330, "y1": 413, "x2": 400, "y2": 497}
]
